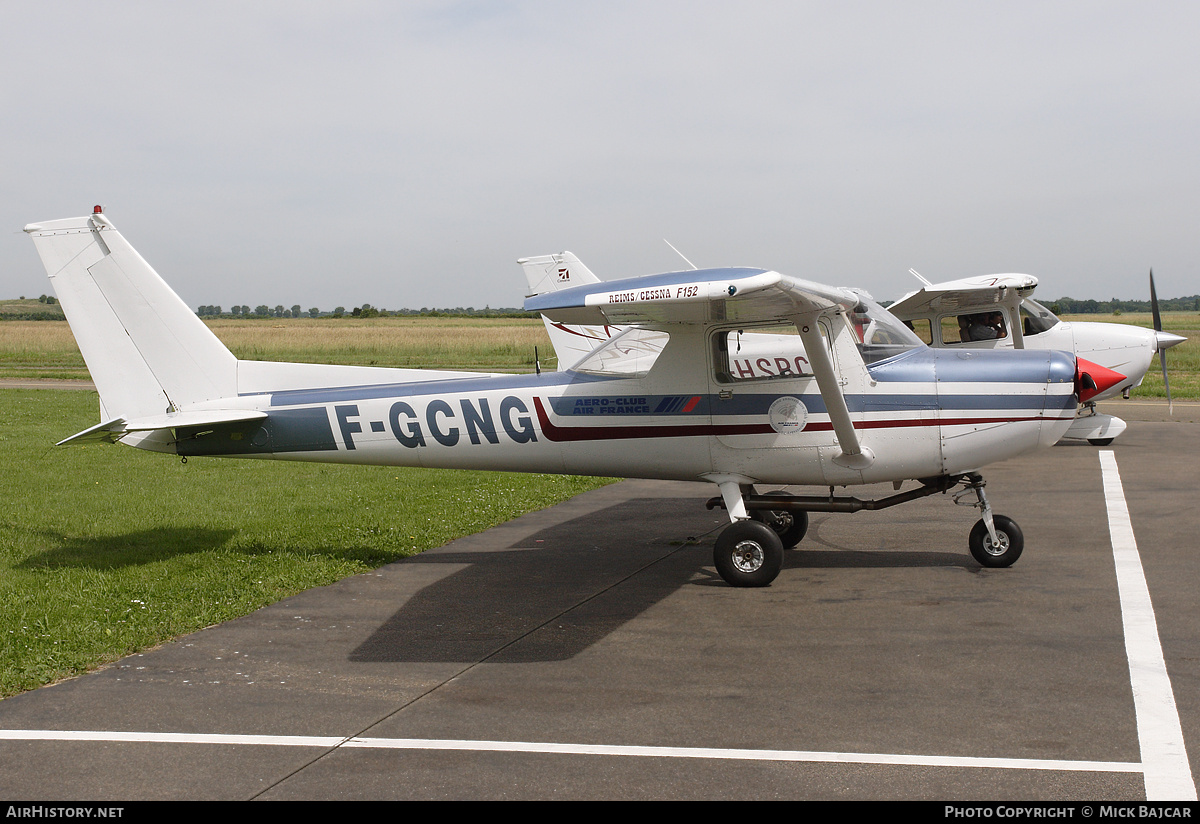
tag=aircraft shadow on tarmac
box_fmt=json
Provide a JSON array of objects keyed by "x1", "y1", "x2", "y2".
[{"x1": 350, "y1": 497, "x2": 972, "y2": 664}]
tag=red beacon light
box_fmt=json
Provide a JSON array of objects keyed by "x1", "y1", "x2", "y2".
[{"x1": 93, "y1": 205, "x2": 103, "y2": 214}]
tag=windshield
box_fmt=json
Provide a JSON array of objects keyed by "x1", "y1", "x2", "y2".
[
  {"x1": 846, "y1": 296, "x2": 925, "y2": 364},
  {"x1": 1020, "y1": 298, "x2": 1060, "y2": 336}
]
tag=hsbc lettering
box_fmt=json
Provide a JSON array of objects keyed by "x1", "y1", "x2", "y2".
[{"x1": 335, "y1": 396, "x2": 537, "y2": 450}]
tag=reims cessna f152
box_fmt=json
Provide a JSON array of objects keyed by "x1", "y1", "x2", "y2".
[
  {"x1": 26, "y1": 209, "x2": 1119, "y2": 587},
  {"x1": 887, "y1": 271, "x2": 1186, "y2": 446}
]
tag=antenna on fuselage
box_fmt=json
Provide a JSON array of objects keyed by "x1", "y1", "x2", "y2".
[{"x1": 664, "y1": 239, "x2": 698, "y2": 270}]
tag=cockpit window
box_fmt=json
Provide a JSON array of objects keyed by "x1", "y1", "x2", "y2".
[
  {"x1": 571, "y1": 327, "x2": 669, "y2": 377},
  {"x1": 1020, "y1": 298, "x2": 1060, "y2": 336},
  {"x1": 844, "y1": 297, "x2": 925, "y2": 364}
]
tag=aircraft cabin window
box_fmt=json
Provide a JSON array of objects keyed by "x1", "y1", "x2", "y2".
[
  {"x1": 571, "y1": 327, "x2": 670, "y2": 378},
  {"x1": 906, "y1": 318, "x2": 934, "y2": 345},
  {"x1": 713, "y1": 323, "x2": 815, "y2": 383}
]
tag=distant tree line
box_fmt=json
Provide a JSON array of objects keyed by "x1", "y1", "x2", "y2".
[
  {"x1": 1046, "y1": 295, "x2": 1200, "y2": 314},
  {"x1": 194, "y1": 303, "x2": 538, "y2": 319},
  {"x1": 197, "y1": 304, "x2": 316, "y2": 318},
  {"x1": 185, "y1": 294, "x2": 1192, "y2": 320}
]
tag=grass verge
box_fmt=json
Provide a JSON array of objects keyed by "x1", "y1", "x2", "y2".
[{"x1": 0, "y1": 389, "x2": 615, "y2": 697}]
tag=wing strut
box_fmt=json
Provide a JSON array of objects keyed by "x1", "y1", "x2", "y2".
[{"x1": 794, "y1": 313, "x2": 874, "y2": 470}]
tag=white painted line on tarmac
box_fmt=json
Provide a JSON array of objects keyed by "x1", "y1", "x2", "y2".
[
  {"x1": 343, "y1": 737, "x2": 1143, "y2": 773},
  {"x1": 0, "y1": 728, "x2": 1142, "y2": 774},
  {"x1": 1100, "y1": 450, "x2": 1197, "y2": 801},
  {"x1": 0, "y1": 729, "x2": 346, "y2": 747}
]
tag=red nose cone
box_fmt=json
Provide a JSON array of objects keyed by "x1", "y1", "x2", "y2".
[{"x1": 1075, "y1": 358, "x2": 1126, "y2": 402}]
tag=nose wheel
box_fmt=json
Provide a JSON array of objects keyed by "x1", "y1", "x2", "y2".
[
  {"x1": 968, "y1": 514, "x2": 1023, "y2": 567},
  {"x1": 956, "y1": 474, "x2": 1023, "y2": 568}
]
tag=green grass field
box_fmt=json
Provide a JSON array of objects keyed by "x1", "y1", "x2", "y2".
[
  {"x1": 1058, "y1": 312, "x2": 1199, "y2": 400},
  {"x1": 0, "y1": 316, "x2": 555, "y2": 380},
  {"x1": 0, "y1": 388, "x2": 613, "y2": 697}
]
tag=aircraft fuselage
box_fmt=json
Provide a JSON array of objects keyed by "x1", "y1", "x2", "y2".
[{"x1": 173, "y1": 331, "x2": 1077, "y2": 488}]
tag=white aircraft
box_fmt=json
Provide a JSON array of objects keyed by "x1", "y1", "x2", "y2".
[
  {"x1": 887, "y1": 272, "x2": 1186, "y2": 445},
  {"x1": 26, "y1": 209, "x2": 1113, "y2": 587}
]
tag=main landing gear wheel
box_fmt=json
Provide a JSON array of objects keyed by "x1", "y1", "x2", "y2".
[
  {"x1": 968, "y1": 515, "x2": 1024, "y2": 568},
  {"x1": 714, "y1": 520, "x2": 784, "y2": 587},
  {"x1": 1088, "y1": 438, "x2": 1114, "y2": 446},
  {"x1": 751, "y1": 492, "x2": 809, "y2": 548}
]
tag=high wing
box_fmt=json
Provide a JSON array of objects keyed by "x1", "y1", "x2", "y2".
[
  {"x1": 525, "y1": 267, "x2": 860, "y2": 326},
  {"x1": 888, "y1": 273, "x2": 1039, "y2": 349},
  {"x1": 889, "y1": 273, "x2": 1039, "y2": 319},
  {"x1": 526, "y1": 266, "x2": 877, "y2": 469}
]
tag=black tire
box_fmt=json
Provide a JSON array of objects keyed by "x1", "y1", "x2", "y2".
[
  {"x1": 751, "y1": 492, "x2": 809, "y2": 548},
  {"x1": 969, "y1": 515, "x2": 1024, "y2": 568},
  {"x1": 713, "y1": 520, "x2": 785, "y2": 587},
  {"x1": 1088, "y1": 438, "x2": 1115, "y2": 446}
]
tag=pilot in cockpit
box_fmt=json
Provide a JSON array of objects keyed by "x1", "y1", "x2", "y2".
[{"x1": 962, "y1": 312, "x2": 1006, "y2": 341}]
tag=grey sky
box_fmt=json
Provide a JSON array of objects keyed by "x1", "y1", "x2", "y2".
[{"x1": 3, "y1": 1, "x2": 1197, "y2": 312}]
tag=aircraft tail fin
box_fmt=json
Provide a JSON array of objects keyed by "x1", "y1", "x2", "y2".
[
  {"x1": 24, "y1": 210, "x2": 238, "y2": 421},
  {"x1": 518, "y1": 252, "x2": 617, "y2": 370},
  {"x1": 519, "y1": 251, "x2": 600, "y2": 297}
]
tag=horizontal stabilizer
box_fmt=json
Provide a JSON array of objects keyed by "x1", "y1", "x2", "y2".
[
  {"x1": 57, "y1": 409, "x2": 268, "y2": 446},
  {"x1": 56, "y1": 418, "x2": 130, "y2": 446}
]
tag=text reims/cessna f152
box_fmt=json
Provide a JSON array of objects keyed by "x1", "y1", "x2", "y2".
[{"x1": 26, "y1": 209, "x2": 1121, "y2": 587}]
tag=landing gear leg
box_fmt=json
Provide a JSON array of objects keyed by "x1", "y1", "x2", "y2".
[{"x1": 956, "y1": 474, "x2": 1024, "y2": 567}]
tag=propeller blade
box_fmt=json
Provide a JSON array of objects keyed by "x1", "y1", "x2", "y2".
[
  {"x1": 1150, "y1": 268, "x2": 1163, "y2": 332},
  {"x1": 1150, "y1": 268, "x2": 1173, "y2": 415}
]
